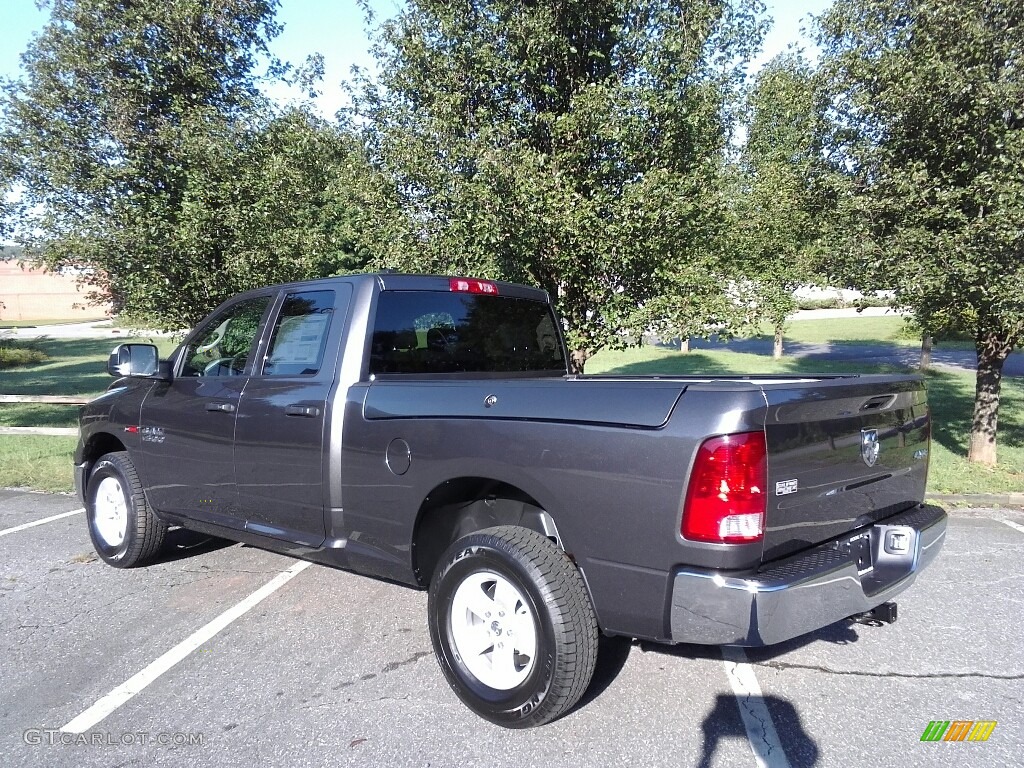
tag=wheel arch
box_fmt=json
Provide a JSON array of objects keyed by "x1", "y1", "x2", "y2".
[
  {"x1": 411, "y1": 477, "x2": 564, "y2": 586},
  {"x1": 80, "y1": 432, "x2": 128, "y2": 485}
]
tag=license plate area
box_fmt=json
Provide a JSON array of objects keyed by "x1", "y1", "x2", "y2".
[
  {"x1": 835, "y1": 532, "x2": 874, "y2": 575},
  {"x1": 851, "y1": 533, "x2": 873, "y2": 575}
]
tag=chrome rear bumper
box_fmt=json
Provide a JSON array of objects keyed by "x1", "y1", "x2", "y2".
[{"x1": 669, "y1": 504, "x2": 947, "y2": 646}]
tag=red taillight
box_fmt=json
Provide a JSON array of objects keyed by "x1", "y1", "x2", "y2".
[
  {"x1": 681, "y1": 431, "x2": 767, "y2": 544},
  {"x1": 449, "y1": 278, "x2": 499, "y2": 295}
]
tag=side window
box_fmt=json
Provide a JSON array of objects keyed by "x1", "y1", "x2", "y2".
[
  {"x1": 262, "y1": 290, "x2": 335, "y2": 376},
  {"x1": 179, "y1": 296, "x2": 271, "y2": 378}
]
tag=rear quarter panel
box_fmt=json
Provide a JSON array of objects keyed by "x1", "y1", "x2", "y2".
[{"x1": 340, "y1": 380, "x2": 770, "y2": 640}]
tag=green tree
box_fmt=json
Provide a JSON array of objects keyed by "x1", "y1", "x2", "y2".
[
  {"x1": 353, "y1": 0, "x2": 765, "y2": 371},
  {"x1": 157, "y1": 108, "x2": 374, "y2": 326},
  {"x1": 736, "y1": 53, "x2": 821, "y2": 358},
  {"x1": 815, "y1": 0, "x2": 1024, "y2": 465},
  {"x1": 1, "y1": 0, "x2": 281, "y2": 320},
  {"x1": 1, "y1": 0, "x2": 371, "y2": 328}
]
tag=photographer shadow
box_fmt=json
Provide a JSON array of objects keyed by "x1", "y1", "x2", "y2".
[
  {"x1": 572, "y1": 621, "x2": 859, "y2": 765},
  {"x1": 697, "y1": 692, "x2": 819, "y2": 768}
]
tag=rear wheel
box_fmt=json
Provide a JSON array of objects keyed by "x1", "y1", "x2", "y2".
[
  {"x1": 86, "y1": 452, "x2": 166, "y2": 568},
  {"x1": 428, "y1": 526, "x2": 598, "y2": 728}
]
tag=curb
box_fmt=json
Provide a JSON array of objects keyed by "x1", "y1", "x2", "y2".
[{"x1": 926, "y1": 492, "x2": 1024, "y2": 509}]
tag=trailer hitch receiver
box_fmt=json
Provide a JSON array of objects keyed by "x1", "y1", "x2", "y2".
[{"x1": 849, "y1": 601, "x2": 898, "y2": 626}]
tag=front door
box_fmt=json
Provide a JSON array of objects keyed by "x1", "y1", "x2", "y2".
[{"x1": 139, "y1": 294, "x2": 273, "y2": 526}]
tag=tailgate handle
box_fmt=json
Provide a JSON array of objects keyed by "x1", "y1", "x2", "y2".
[
  {"x1": 285, "y1": 405, "x2": 321, "y2": 418},
  {"x1": 860, "y1": 395, "x2": 896, "y2": 411}
]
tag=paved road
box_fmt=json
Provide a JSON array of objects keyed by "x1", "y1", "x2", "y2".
[{"x1": 1, "y1": 490, "x2": 1021, "y2": 767}]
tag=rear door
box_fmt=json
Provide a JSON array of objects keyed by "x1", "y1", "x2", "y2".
[
  {"x1": 232, "y1": 286, "x2": 350, "y2": 545},
  {"x1": 761, "y1": 376, "x2": 930, "y2": 561},
  {"x1": 139, "y1": 294, "x2": 273, "y2": 524}
]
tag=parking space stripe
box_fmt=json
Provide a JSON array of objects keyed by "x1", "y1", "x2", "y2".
[
  {"x1": 999, "y1": 519, "x2": 1024, "y2": 535},
  {"x1": 721, "y1": 647, "x2": 793, "y2": 768},
  {"x1": 61, "y1": 559, "x2": 313, "y2": 734},
  {"x1": 0, "y1": 508, "x2": 83, "y2": 538}
]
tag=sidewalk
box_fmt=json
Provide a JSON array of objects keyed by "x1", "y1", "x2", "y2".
[
  {"x1": 0, "y1": 320, "x2": 176, "y2": 340},
  {"x1": 926, "y1": 492, "x2": 1024, "y2": 509}
]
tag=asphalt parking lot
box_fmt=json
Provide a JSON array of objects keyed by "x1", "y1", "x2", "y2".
[{"x1": 1, "y1": 489, "x2": 1021, "y2": 768}]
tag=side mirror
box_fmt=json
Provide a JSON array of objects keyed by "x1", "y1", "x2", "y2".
[{"x1": 107, "y1": 343, "x2": 162, "y2": 378}]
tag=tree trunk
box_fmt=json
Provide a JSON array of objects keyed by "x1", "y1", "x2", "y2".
[
  {"x1": 570, "y1": 348, "x2": 589, "y2": 375},
  {"x1": 919, "y1": 334, "x2": 933, "y2": 371},
  {"x1": 773, "y1": 324, "x2": 784, "y2": 359},
  {"x1": 679, "y1": 337, "x2": 689, "y2": 353},
  {"x1": 967, "y1": 331, "x2": 1012, "y2": 466}
]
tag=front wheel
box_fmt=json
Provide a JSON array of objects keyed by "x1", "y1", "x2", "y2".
[
  {"x1": 428, "y1": 526, "x2": 598, "y2": 728},
  {"x1": 86, "y1": 451, "x2": 166, "y2": 568}
]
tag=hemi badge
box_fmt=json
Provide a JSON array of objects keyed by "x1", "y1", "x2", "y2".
[{"x1": 776, "y1": 479, "x2": 798, "y2": 496}]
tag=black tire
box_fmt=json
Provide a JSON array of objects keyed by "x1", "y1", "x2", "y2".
[
  {"x1": 428, "y1": 525, "x2": 598, "y2": 728},
  {"x1": 86, "y1": 451, "x2": 166, "y2": 568}
]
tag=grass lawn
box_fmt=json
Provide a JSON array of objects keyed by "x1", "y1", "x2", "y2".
[
  {"x1": 0, "y1": 435, "x2": 78, "y2": 493},
  {"x1": 0, "y1": 335, "x2": 178, "y2": 492},
  {"x1": 588, "y1": 345, "x2": 1024, "y2": 496},
  {"x1": 779, "y1": 315, "x2": 919, "y2": 345},
  {"x1": 759, "y1": 315, "x2": 979, "y2": 350}
]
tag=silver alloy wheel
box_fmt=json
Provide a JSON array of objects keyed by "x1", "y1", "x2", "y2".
[
  {"x1": 449, "y1": 570, "x2": 538, "y2": 691},
  {"x1": 93, "y1": 476, "x2": 128, "y2": 547}
]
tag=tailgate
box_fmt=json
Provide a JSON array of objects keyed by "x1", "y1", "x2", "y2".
[{"x1": 761, "y1": 376, "x2": 930, "y2": 562}]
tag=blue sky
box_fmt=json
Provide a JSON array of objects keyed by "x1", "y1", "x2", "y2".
[{"x1": 0, "y1": 0, "x2": 830, "y2": 117}]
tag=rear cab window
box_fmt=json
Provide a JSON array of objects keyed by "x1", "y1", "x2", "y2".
[{"x1": 370, "y1": 291, "x2": 566, "y2": 376}]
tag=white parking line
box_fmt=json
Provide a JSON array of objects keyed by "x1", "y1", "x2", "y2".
[
  {"x1": 61, "y1": 559, "x2": 313, "y2": 734},
  {"x1": 721, "y1": 647, "x2": 792, "y2": 768},
  {"x1": 0, "y1": 508, "x2": 83, "y2": 538},
  {"x1": 1000, "y1": 519, "x2": 1024, "y2": 535}
]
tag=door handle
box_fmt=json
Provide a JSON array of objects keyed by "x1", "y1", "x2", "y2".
[
  {"x1": 205, "y1": 402, "x2": 236, "y2": 413},
  {"x1": 284, "y1": 405, "x2": 321, "y2": 418}
]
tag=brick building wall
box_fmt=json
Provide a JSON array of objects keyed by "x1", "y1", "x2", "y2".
[{"x1": 0, "y1": 261, "x2": 111, "y2": 322}]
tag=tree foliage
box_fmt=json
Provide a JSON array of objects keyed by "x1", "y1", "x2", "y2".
[
  {"x1": 0, "y1": 0, "x2": 369, "y2": 328},
  {"x1": 352, "y1": 0, "x2": 766, "y2": 371},
  {"x1": 815, "y1": 0, "x2": 1024, "y2": 464},
  {"x1": 735, "y1": 54, "x2": 822, "y2": 357}
]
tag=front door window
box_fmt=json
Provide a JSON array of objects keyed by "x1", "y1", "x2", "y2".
[{"x1": 179, "y1": 297, "x2": 270, "y2": 377}]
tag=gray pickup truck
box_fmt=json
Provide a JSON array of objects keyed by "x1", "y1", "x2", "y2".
[{"x1": 75, "y1": 273, "x2": 947, "y2": 727}]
